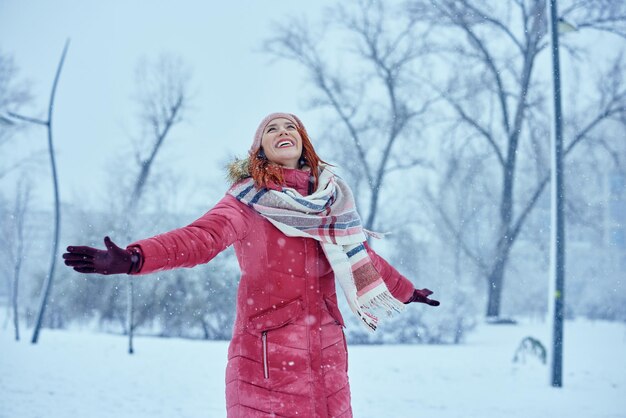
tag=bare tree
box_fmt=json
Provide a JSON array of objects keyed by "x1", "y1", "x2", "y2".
[
  {"x1": 264, "y1": 0, "x2": 434, "y2": 231},
  {"x1": 1, "y1": 52, "x2": 35, "y2": 325},
  {"x1": 405, "y1": 0, "x2": 626, "y2": 317},
  {"x1": 0, "y1": 177, "x2": 33, "y2": 340},
  {"x1": 126, "y1": 54, "x2": 192, "y2": 212},
  {"x1": 0, "y1": 198, "x2": 12, "y2": 330},
  {"x1": 121, "y1": 54, "x2": 192, "y2": 354},
  {"x1": 7, "y1": 39, "x2": 70, "y2": 341}
]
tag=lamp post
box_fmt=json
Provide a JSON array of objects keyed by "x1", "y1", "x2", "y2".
[{"x1": 547, "y1": 0, "x2": 566, "y2": 388}]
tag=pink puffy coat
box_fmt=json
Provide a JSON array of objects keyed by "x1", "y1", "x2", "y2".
[{"x1": 129, "y1": 168, "x2": 416, "y2": 417}]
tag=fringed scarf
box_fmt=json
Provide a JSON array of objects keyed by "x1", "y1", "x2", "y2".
[{"x1": 228, "y1": 165, "x2": 404, "y2": 332}]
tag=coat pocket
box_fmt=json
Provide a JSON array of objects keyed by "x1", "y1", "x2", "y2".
[
  {"x1": 247, "y1": 296, "x2": 304, "y2": 333},
  {"x1": 247, "y1": 297, "x2": 304, "y2": 379}
]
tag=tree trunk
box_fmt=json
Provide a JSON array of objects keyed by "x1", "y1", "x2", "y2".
[
  {"x1": 12, "y1": 254, "x2": 22, "y2": 340},
  {"x1": 200, "y1": 318, "x2": 210, "y2": 340},
  {"x1": 485, "y1": 240, "x2": 513, "y2": 317},
  {"x1": 2, "y1": 280, "x2": 10, "y2": 330}
]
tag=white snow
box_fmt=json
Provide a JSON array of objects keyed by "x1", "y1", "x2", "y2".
[{"x1": 1, "y1": 319, "x2": 625, "y2": 418}]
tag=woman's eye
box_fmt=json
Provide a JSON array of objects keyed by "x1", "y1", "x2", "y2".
[
  {"x1": 267, "y1": 127, "x2": 276, "y2": 132},
  {"x1": 287, "y1": 125, "x2": 296, "y2": 129}
]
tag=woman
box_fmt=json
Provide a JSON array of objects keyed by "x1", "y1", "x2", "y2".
[{"x1": 63, "y1": 112, "x2": 440, "y2": 418}]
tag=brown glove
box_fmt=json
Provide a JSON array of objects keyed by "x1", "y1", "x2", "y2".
[
  {"x1": 63, "y1": 236, "x2": 141, "y2": 275},
  {"x1": 405, "y1": 288, "x2": 440, "y2": 306}
]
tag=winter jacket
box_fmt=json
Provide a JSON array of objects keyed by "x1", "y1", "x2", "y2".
[{"x1": 129, "y1": 167, "x2": 416, "y2": 418}]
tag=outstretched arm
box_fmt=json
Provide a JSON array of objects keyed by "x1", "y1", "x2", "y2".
[
  {"x1": 63, "y1": 194, "x2": 252, "y2": 276},
  {"x1": 128, "y1": 194, "x2": 252, "y2": 274}
]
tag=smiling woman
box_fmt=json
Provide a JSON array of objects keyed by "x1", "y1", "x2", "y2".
[
  {"x1": 260, "y1": 117, "x2": 302, "y2": 168},
  {"x1": 62, "y1": 112, "x2": 440, "y2": 417}
]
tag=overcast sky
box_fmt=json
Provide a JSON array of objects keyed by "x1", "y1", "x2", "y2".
[
  {"x1": 1, "y1": 0, "x2": 336, "y2": 210},
  {"x1": 2, "y1": 1, "x2": 622, "y2": 215}
]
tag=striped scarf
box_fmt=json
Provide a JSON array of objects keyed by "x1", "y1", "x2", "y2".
[{"x1": 228, "y1": 165, "x2": 404, "y2": 332}]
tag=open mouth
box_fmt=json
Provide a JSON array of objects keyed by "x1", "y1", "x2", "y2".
[{"x1": 276, "y1": 140, "x2": 294, "y2": 148}]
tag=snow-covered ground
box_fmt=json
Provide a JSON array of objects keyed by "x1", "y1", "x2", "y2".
[{"x1": 1, "y1": 319, "x2": 625, "y2": 418}]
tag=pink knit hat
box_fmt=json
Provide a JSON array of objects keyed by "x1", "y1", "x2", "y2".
[{"x1": 249, "y1": 112, "x2": 308, "y2": 155}]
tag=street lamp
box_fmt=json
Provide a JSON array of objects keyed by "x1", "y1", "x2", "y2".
[{"x1": 547, "y1": 0, "x2": 574, "y2": 388}]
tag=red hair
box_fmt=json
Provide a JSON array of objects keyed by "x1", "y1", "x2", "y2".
[{"x1": 249, "y1": 126, "x2": 328, "y2": 190}]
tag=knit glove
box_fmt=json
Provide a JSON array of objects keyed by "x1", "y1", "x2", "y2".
[
  {"x1": 405, "y1": 288, "x2": 440, "y2": 306},
  {"x1": 63, "y1": 236, "x2": 141, "y2": 275}
]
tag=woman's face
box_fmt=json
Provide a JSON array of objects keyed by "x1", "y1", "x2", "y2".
[{"x1": 260, "y1": 118, "x2": 303, "y2": 169}]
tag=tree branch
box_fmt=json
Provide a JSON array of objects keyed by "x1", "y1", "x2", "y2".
[
  {"x1": 424, "y1": 188, "x2": 489, "y2": 274},
  {"x1": 7, "y1": 111, "x2": 47, "y2": 126},
  {"x1": 460, "y1": 0, "x2": 525, "y2": 53},
  {"x1": 384, "y1": 158, "x2": 430, "y2": 174},
  {"x1": 427, "y1": 81, "x2": 505, "y2": 166},
  {"x1": 511, "y1": 98, "x2": 625, "y2": 241},
  {"x1": 565, "y1": 105, "x2": 625, "y2": 155},
  {"x1": 446, "y1": 6, "x2": 511, "y2": 133}
]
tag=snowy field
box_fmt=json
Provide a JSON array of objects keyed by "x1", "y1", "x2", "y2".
[{"x1": 1, "y1": 319, "x2": 625, "y2": 418}]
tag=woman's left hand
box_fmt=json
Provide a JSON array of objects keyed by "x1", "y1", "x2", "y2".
[{"x1": 405, "y1": 288, "x2": 440, "y2": 306}]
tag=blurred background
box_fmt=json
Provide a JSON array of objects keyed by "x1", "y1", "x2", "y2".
[{"x1": 1, "y1": 0, "x2": 625, "y2": 417}]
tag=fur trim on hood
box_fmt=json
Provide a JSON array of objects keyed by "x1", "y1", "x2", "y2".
[{"x1": 227, "y1": 157, "x2": 252, "y2": 185}]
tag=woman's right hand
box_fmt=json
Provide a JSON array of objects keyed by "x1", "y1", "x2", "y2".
[{"x1": 63, "y1": 236, "x2": 140, "y2": 275}]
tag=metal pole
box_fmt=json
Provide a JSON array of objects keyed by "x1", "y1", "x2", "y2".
[
  {"x1": 31, "y1": 39, "x2": 70, "y2": 344},
  {"x1": 547, "y1": 0, "x2": 565, "y2": 388}
]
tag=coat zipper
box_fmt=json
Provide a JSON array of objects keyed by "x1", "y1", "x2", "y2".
[{"x1": 262, "y1": 331, "x2": 269, "y2": 379}]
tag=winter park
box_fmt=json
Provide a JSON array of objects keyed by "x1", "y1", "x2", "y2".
[{"x1": 1, "y1": 1, "x2": 625, "y2": 417}]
